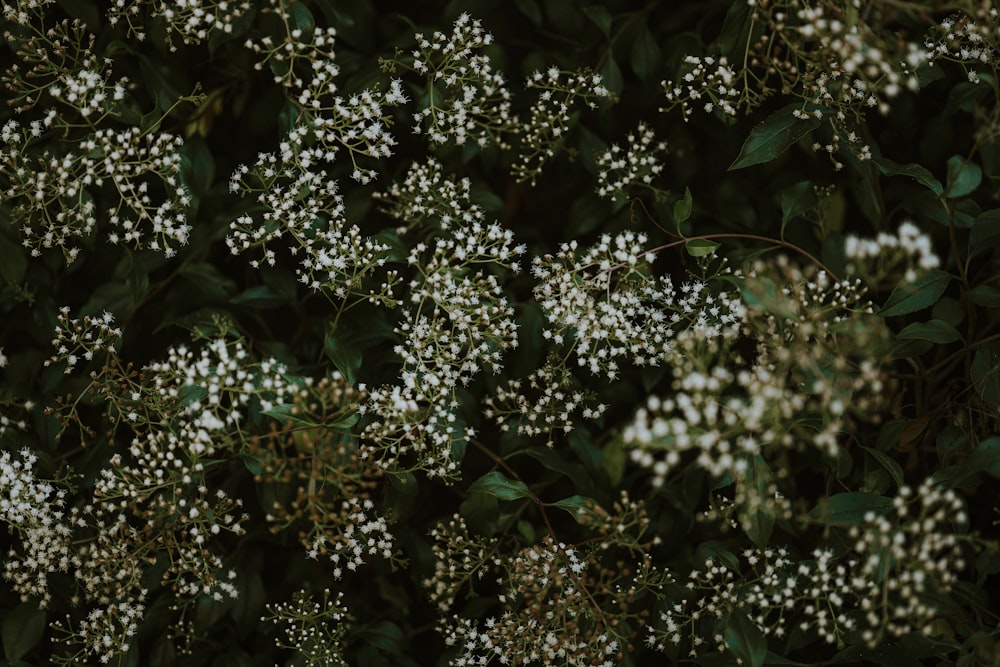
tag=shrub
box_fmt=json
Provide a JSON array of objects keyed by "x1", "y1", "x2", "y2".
[{"x1": 1, "y1": 1, "x2": 999, "y2": 665}]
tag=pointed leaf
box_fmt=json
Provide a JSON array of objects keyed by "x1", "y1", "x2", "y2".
[
  {"x1": 467, "y1": 471, "x2": 532, "y2": 502},
  {"x1": 944, "y1": 155, "x2": 982, "y2": 198},
  {"x1": 729, "y1": 104, "x2": 822, "y2": 170},
  {"x1": 879, "y1": 270, "x2": 951, "y2": 316}
]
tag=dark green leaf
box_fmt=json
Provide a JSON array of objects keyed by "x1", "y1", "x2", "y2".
[
  {"x1": 600, "y1": 57, "x2": 623, "y2": 96},
  {"x1": 673, "y1": 187, "x2": 693, "y2": 233},
  {"x1": 630, "y1": 28, "x2": 661, "y2": 81},
  {"x1": 968, "y1": 209, "x2": 1000, "y2": 261},
  {"x1": 717, "y1": 0, "x2": 752, "y2": 59},
  {"x1": 862, "y1": 446, "x2": 905, "y2": 489},
  {"x1": 875, "y1": 158, "x2": 944, "y2": 195},
  {"x1": 548, "y1": 495, "x2": 602, "y2": 523},
  {"x1": 324, "y1": 323, "x2": 362, "y2": 386},
  {"x1": 725, "y1": 609, "x2": 768, "y2": 667},
  {"x1": 729, "y1": 104, "x2": 822, "y2": 170},
  {"x1": 0, "y1": 233, "x2": 27, "y2": 285},
  {"x1": 965, "y1": 284, "x2": 1000, "y2": 308},
  {"x1": 936, "y1": 425, "x2": 968, "y2": 465},
  {"x1": 895, "y1": 319, "x2": 963, "y2": 344},
  {"x1": 467, "y1": 471, "x2": 532, "y2": 502},
  {"x1": 879, "y1": 270, "x2": 951, "y2": 317},
  {"x1": 944, "y1": 155, "x2": 982, "y2": 198},
  {"x1": 780, "y1": 181, "x2": 818, "y2": 232},
  {"x1": 685, "y1": 238, "x2": 720, "y2": 257},
  {"x1": 513, "y1": 0, "x2": 542, "y2": 25},
  {"x1": 601, "y1": 436, "x2": 625, "y2": 486},
  {"x1": 582, "y1": 5, "x2": 611, "y2": 36},
  {"x1": 811, "y1": 492, "x2": 893, "y2": 525},
  {"x1": 2, "y1": 601, "x2": 45, "y2": 660},
  {"x1": 543, "y1": 0, "x2": 585, "y2": 35},
  {"x1": 971, "y1": 343, "x2": 1000, "y2": 408},
  {"x1": 288, "y1": 1, "x2": 315, "y2": 34},
  {"x1": 460, "y1": 491, "x2": 500, "y2": 536},
  {"x1": 230, "y1": 285, "x2": 289, "y2": 308}
]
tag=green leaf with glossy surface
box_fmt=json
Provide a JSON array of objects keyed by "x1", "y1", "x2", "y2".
[
  {"x1": 875, "y1": 158, "x2": 944, "y2": 195},
  {"x1": 944, "y1": 154, "x2": 982, "y2": 198},
  {"x1": 685, "y1": 238, "x2": 720, "y2": 257},
  {"x1": 467, "y1": 471, "x2": 532, "y2": 502},
  {"x1": 729, "y1": 104, "x2": 822, "y2": 170},
  {"x1": 725, "y1": 609, "x2": 767, "y2": 667},
  {"x1": 879, "y1": 270, "x2": 951, "y2": 316},
  {"x1": 896, "y1": 319, "x2": 963, "y2": 344}
]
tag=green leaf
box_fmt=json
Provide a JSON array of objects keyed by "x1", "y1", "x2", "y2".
[
  {"x1": 685, "y1": 238, "x2": 720, "y2": 257},
  {"x1": 743, "y1": 455, "x2": 775, "y2": 546},
  {"x1": 0, "y1": 233, "x2": 27, "y2": 285},
  {"x1": 582, "y1": 5, "x2": 611, "y2": 36},
  {"x1": 971, "y1": 343, "x2": 1000, "y2": 408},
  {"x1": 944, "y1": 155, "x2": 982, "y2": 198},
  {"x1": 467, "y1": 471, "x2": 532, "y2": 502},
  {"x1": 780, "y1": 181, "x2": 818, "y2": 232},
  {"x1": 548, "y1": 495, "x2": 602, "y2": 523},
  {"x1": 288, "y1": 1, "x2": 315, "y2": 34},
  {"x1": 2, "y1": 601, "x2": 45, "y2": 660},
  {"x1": 324, "y1": 323, "x2": 362, "y2": 386},
  {"x1": 459, "y1": 491, "x2": 499, "y2": 536},
  {"x1": 811, "y1": 492, "x2": 893, "y2": 525},
  {"x1": 725, "y1": 609, "x2": 768, "y2": 667},
  {"x1": 601, "y1": 436, "x2": 625, "y2": 486},
  {"x1": 230, "y1": 285, "x2": 289, "y2": 309},
  {"x1": 359, "y1": 621, "x2": 404, "y2": 653},
  {"x1": 513, "y1": 0, "x2": 542, "y2": 25},
  {"x1": 936, "y1": 425, "x2": 968, "y2": 465},
  {"x1": 879, "y1": 270, "x2": 951, "y2": 317},
  {"x1": 630, "y1": 27, "x2": 661, "y2": 81},
  {"x1": 862, "y1": 446, "x2": 905, "y2": 489},
  {"x1": 965, "y1": 284, "x2": 1000, "y2": 308},
  {"x1": 875, "y1": 158, "x2": 944, "y2": 195},
  {"x1": 968, "y1": 209, "x2": 1000, "y2": 261},
  {"x1": 895, "y1": 319, "x2": 963, "y2": 344},
  {"x1": 260, "y1": 403, "x2": 312, "y2": 429},
  {"x1": 600, "y1": 57, "x2": 623, "y2": 96},
  {"x1": 729, "y1": 104, "x2": 822, "y2": 170},
  {"x1": 673, "y1": 187, "x2": 693, "y2": 233}
]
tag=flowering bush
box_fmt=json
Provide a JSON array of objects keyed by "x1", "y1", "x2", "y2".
[{"x1": 2, "y1": 0, "x2": 1000, "y2": 665}]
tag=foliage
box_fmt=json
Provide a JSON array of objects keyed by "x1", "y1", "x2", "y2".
[{"x1": 1, "y1": 0, "x2": 1000, "y2": 666}]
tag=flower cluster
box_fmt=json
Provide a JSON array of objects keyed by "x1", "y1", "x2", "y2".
[
  {"x1": 227, "y1": 153, "x2": 392, "y2": 298},
  {"x1": 361, "y1": 195, "x2": 522, "y2": 478},
  {"x1": 662, "y1": 55, "x2": 742, "y2": 121},
  {"x1": 1, "y1": 447, "x2": 78, "y2": 607},
  {"x1": 513, "y1": 67, "x2": 611, "y2": 184},
  {"x1": 1, "y1": 15, "x2": 193, "y2": 262},
  {"x1": 374, "y1": 157, "x2": 484, "y2": 232},
  {"x1": 392, "y1": 12, "x2": 517, "y2": 148},
  {"x1": 595, "y1": 122, "x2": 668, "y2": 202},
  {"x1": 647, "y1": 479, "x2": 968, "y2": 658},
  {"x1": 107, "y1": 0, "x2": 253, "y2": 49},
  {"x1": 663, "y1": 1, "x2": 937, "y2": 163},
  {"x1": 925, "y1": 6, "x2": 1000, "y2": 79},
  {"x1": 483, "y1": 358, "x2": 608, "y2": 446},
  {"x1": 244, "y1": 2, "x2": 406, "y2": 185},
  {"x1": 264, "y1": 588, "x2": 350, "y2": 667},
  {"x1": 532, "y1": 232, "x2": 744, "y2": 378},
  {"x1": 625, "y1": 258, "x2": 888, "y2": 487},
  {"x1": 430, "y1": 504, "x2": 669, "y2": 667},
  {"x1": 845, "y1": 220, "x2": 941, "y2": 283},
  {"x1": 44, "y1": 307, "x2": 122, "y2": 374},
  {"x1": 251, "y1": 375, "x2": 396, "y2": 576}
]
